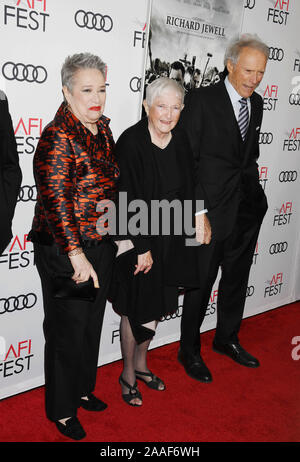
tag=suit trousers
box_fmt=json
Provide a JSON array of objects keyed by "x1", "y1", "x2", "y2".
[
  {"x1": 34, "y1": 240, "x2": 115, "y2": 421},
  {"x1": 180, "y1": 210, "x2": 262, "y2": 354}
]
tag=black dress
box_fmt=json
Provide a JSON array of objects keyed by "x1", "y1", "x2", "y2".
[
  {"x1": 109, "y1": 117, "x2": 201, "y2": 344},
  {"x1": 111, "y1": 139, "x2": 184, "y2": 343}
]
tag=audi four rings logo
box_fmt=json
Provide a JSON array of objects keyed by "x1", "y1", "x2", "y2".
[
  {"x1": 244, "y1": 0, "x2": 255, "y2": 8},
  {"x1": 259, "y1": 132, "x2": 273, "y2": 144},
  {"x1": 130, "y1": 76, "x2": 142, "y2": 92},
  {"x1": 2, "y1": 62, "x2": 47, "y2": 84},
  {"x1": 74, "y1": 10, "x2": 113, "y2": 32},
  {"x1": 17, "y1": 185, "x2": 37, "y2": 202},
  {"x1": 269, "y1": 242, "x2": 288, "y2": 254},
  {"x1": 160, "y1": 307, "x2": 182, "y2": 322},
  {"x1": 269, "y1": 47, "x2": 284, "y2": 61},
  {"x1": 279, "y1": 171, "x2": 298, "y2": 182},
  {"x1": 0, "y1": 293, "x2": 37, "y2": 314}
]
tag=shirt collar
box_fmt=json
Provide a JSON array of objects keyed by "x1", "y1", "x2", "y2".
[{"x1": 224, "y1": 76, "x2": 247, "y2": 105}]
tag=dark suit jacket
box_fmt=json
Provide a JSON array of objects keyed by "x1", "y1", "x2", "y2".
[
  {"x1": 0, "y1": 92, "x2": 22, "y2": 254},
  {"x1": 179, "y1": 80, "x2": 268, "y2": 241}
]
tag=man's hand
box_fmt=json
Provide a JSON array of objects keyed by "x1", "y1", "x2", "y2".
[
  {"x1": 195, "y1": 213, "x2": 212, "y2": 244},
  {"x1": 134, "y1": 250, "x2": 153, "y2": 275}
]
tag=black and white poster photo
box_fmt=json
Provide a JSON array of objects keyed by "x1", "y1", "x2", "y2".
[{"x1": 144, "y1": 0, "x2": 244, "y2": 93}]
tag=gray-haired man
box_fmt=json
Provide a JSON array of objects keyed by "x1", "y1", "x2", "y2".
[{"x1": 178, "y1": 34, "x2": 269, "y2": 382}]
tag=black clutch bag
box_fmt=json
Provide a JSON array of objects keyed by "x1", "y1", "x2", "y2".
[{"x1": 52, "y1": 275, "x2": 98, "y2": 302}]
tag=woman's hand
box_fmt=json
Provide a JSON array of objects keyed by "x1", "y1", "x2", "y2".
[
  {"x1": 68, "y1": 249, "x2": 99, "y2": 288},
  {"x1": 134, "y1": 250, "x2": 153, "y2": 275}
]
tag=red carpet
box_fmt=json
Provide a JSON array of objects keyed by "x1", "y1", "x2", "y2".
[{"x1": 0, "y1": 302, "x2": 299, "y2": 444}]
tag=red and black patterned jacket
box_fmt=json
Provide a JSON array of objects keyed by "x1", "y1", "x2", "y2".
[{"x1": 28, "y1": 102, "x2": 119, "y2": 254}]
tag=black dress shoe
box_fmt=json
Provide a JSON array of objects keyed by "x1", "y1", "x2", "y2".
[
  {"x1": 212, "y1": 341, "x2": 260, "y2": 368},
  {"x1": 178, "y1": 349, "x2": 212, "y2": 382},
  {"x1": 55, "y1": 416, "x2": 86, "y2": 440},
  {"x1": 80, "y1": 393, "x2": 108, "y2": 411}
]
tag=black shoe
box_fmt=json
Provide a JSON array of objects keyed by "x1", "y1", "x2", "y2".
[
  {"x1": 178, "y1": 349, "x2": 212, "y2": 382},
  {"x1": 55, "y1": 416, "x2": 86, "y2": 440},
  {"x1": 212, "y1": 340, "x2": 260, "y2": 368},
  {"x1": 80, "y1": 393, "x2": 108, "y2": 411},
  {"x1": 119, "y1": 375, "x2": 143, "y2": 407}
]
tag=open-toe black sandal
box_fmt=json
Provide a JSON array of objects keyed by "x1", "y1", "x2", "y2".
[
  {"x1": 119, "y1": 375, "x2": 142, "y2": 406},
  {"x1": 135, "y1": 370, "x2": 166, "y2": 391}
]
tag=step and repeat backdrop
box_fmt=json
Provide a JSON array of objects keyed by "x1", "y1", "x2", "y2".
[{"x1": 0, "y1": 0, "x2": 299, "y2": 399}]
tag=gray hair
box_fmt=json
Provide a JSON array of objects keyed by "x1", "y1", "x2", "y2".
[
  {"x1": 145, "y1": 77, "x2": 185, "y2": 107},
  {"x1": 61, "y1": 52, "x2": 106, "y2": 92},
  {"x1": 224, "y1": 33, "x2": 269, "y2": 67}
]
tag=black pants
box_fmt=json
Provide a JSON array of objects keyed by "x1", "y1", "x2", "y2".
[
  {"x1": 34, "y1": 241, "x2": 115, "y2": 421},
  {"x1": 180, "y1": 215, "x2": 262, "y2": 355}
]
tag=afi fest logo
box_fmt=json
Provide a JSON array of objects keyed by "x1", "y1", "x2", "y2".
[
  {"x1": 264, "y1": 273, "x2": 283, "y2": 297},
  {"x1": 4, "y1": 0, "x2": 49, "y2": 32},
  {"x1": 263, "y1": 84, "x2": 278, "y2": 111},
  {"x1": 14, "y1": 117, "x2": 43, "y2": 155},
  {"x1": 0, "y1": 234, "x2": 35, "y2": 269},
  {"x1": 273, "y1": 202, "x2": 292, "y2": 226},
  {"x1": 205, "y1": 284, "x2": 254, "y2": 317},
  {"x1": 291, "y1": 55, "x2": 300, "y2": 105},
  {"x1": 269, "y1": 46, "x2": 284, "y2": 62},
  {"x1": 283, "y1": 128, "x2": 300, "y2": 151},
  {"x1": 267, "y1": 0, "x2": 290, "y2": 26},
  {"x1": 259, "y1": 166, "x2": 268, "y2": 191},
  {"x1": 133, "y1": 22, "x2": 146, "y2": 48},
  {"x1": 0, "y1": 339, "x2": 34, "y2": 378}
]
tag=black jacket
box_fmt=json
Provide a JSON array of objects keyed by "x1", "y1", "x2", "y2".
[
  {"x1": 0, "y1": 93, "x2": 22, "y2": 254},
  {"x1": 114, "y1": 116, "x2": 200, "y2": 288}
]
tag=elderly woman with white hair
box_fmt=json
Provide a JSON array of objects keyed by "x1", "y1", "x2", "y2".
[
  {"x1": 110, "y1": 77, "x2": 202, "y2": 406},
  {"x1": 28, "y1": 53, "x2": 119, "y2": 440}
]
